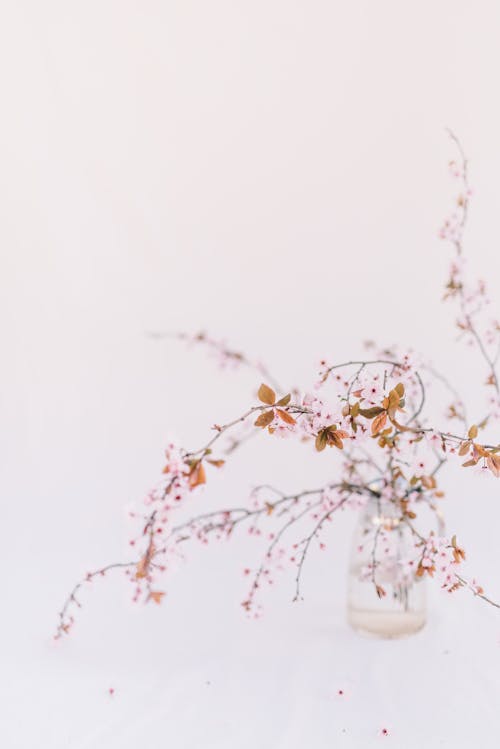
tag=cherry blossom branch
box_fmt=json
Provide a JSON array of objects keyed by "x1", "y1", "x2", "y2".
[
  {"x1": 403, "y1": 516, "x2": 500, "y2": 609},
  {"x1": 444, "y1": 129, "x2": 500, "y2": 396},
  {"x1": 242, "y1": 499, "x2": 325, "y2": 611},
  {"x1": 57, "y1": 361, "x2": 500, "y2": 636},
  {"x1": 320, "y1": 358, "x2": 495, "y2": 448},
  {"x1": 56, "y1": 138, "x2": 500, "y2": 639},
  {"x1": 455, "y1": 575, "x2": 500, "y2": 610},
  {"x1": 184, "y1": 402, "x2": 308, "y2": 460},
  {"x1": 292, "y1": 492, "x2": 355, "y2": 602},
  {"x1": 57, "y1": 482, "x2": 361, "y2": 636},
  {"x1": 56, "y1": 561, "x2": 137, "y2": 638}
]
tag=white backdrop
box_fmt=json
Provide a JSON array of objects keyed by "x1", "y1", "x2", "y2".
[{"x1": 2, "y1": 2, "x2": 500, "y2": 747}]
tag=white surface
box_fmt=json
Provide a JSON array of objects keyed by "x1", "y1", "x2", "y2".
[{"x1": 3, "y1": 1, "x2": 500, "y2": 747}]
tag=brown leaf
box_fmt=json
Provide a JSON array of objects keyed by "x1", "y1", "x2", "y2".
[
  {"x1": 254, "y1": 409, "x2": 275, "y2": 428},
  {"x1": 328, "y1": 432, "x2": 344, "y2": 449},
  {"x1": 148, "y1": 591, "x2": 165, "y2": 604},
  {"x1": 371, "y1": 411, "x2": 388, "y2": 435},
  {"x1": 136, "y1": 542, "x2": 155, "y2": 579},
  {"x1": 189, "y1": 461, "x2": 206, "y2": 488},
  {"x1": 275, "y1": 394, "x2": 291, "y2": 407},
  {"x1": 207, "y1": 459, "x2": 225, "y2": 468},
  {"x1": 473, "y1": 443, "x2": 490, "y2": 458},
  {"x1": 458, "y1": 441, "x2": 471, "y2": 457},
  {"x1": 387, "y1": 389, "x2": 401, "y2": 410},
  {"x1": 395, "y1": 383, "x2": 405, "y2": 398},
  {"x1": 421, "y1": 475, "x2": 437, "y2": 490},
  {"x1": 334, "y1": 429, "x2": 349, "y2": 439},
  {"x1": 315, "y1": 431, "x2": 328, "y2": 452},
  {"x1": 350, "y1": 401, "x2": 360, "y2": 418},
  {"x1": 258, "y1": 383, "x2": 276, "y2": 405},
  {"x1": 136, "y1": 558, "x2": 148, "y2": 579},
  {"x1": 276, "y1": 408, "x2": 296, "y2": 425},
  {"x1": 359, "y1": 406, "x2": 385, "y2": 419},
  {"x1": 468, "y1": 424, "x2": 478, "y2": 440},
  {"x1": 487, "y1": 453, "x2": 500, "y2": 478}
]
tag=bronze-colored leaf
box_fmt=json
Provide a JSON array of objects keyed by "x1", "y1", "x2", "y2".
[
  {"x1": 473, "y1": 444, "x2": 489, "y2": 458},
  {"x1": 335, "y1": 429, "x2": 349, "y2": 439},
  {"x1": 315, "y1": 431, "x2": 328, "y2": 452},
  {"x1": 458, "y1": 441, "x2": 471, "y2": 457},
  {"x1": 136, "y1": 558, "x2": 148, "y2": 579},
  {"x1": 276, "y1": 408, "x2": 296, "y2": 425},
  {"x1": 258, "y1": 383, "x2": 276, "y2": 405},
  {"x1": 189, "y1": 461, "x2": 207, "y2": 488},
  {"x1": 371, "y1": 411, "x2": 388, "y2": 435},
  {"x1": 148, "y1": 591, "x2": 165, "y2": 604},
  {"x1": 328, "y1": 432, "x2": 343, "y2": 449},
  {"x1": 136, "y1": 540, "x2": 155, "y2": 580},
  {"x1": 487, "y1": 453, "x2": 500, "y2": 478},
  {"x1": 387, "y1": 389, "x2": 400, "y2": 410},
  {"x1": 254, "y1": 409, "x2": 275, "y2": 428},
  {"x1": 207, "y1": 459, "x2": 225, "y2": 468},
  {"x1": 276, "y1": 394, "x2": 291, "y2": 407},
  {"x1": 421, "y1": 475, "x2": 437, "y2": 490},
  {"x1": 468, "y1": 424, "x2": 478, "y2": 440},
  {"x1": 395, "y1": 383, "x2": 405, "y2": 397},
  {"x1": 359, "y1": 406, "x2": 385, "y2": 419}
]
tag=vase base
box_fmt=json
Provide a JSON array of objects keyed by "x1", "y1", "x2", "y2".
[{"x1": 347, "y1": 607, "x2": 426, "y2": 639}]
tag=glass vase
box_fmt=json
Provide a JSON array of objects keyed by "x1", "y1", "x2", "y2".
[{"x1": 347, "y1": 496, "x2": 426, "y2": 638}]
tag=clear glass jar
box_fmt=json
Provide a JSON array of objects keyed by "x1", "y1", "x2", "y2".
[{"x1": 347, "y1": 496, "x2": 426, "y2": 638}]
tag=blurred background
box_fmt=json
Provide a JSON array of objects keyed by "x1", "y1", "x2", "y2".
[{"x1": 2, "y1": 2, "x2": 500, "y2": 747}]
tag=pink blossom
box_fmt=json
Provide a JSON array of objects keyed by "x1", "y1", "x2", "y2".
[
  {"x1": 408, "y1": 456, "x2": 432, "y2": 479},
  {"x1": 359, "y1": 378, "x2": 385, "y2": 405},
  {"x1": 425, "y1": 430, "x2": 443, "y2": 450}
]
